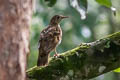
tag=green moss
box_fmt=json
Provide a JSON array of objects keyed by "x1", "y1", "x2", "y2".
[
  {"x1": 104, "y1": 41, "x2": 111, "y2": 48},
  {"x1": 27, "y1": 31, "x2": 120, "y2": 80},
  {"x1": 27, "y1": 43, "x2": 90, "y2": 80},
  {"x1": 61, "y1": 43, "x2": 90, "y2": 56},
  {"x1": 106, "y1": 31, "x2": 120, "y2": 40}
]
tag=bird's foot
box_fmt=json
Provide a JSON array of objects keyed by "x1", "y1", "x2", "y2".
[{"x1": 53, "y1": 53, "x2": 59, "y2": 58}]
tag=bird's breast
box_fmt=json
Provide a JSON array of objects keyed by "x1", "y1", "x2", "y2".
[
  {"x1": 53, "y1": 25, "x2": 62, "y2": 46},
  {"x1": 58, "y1": 25, "x2": 62, "y2": 45}
]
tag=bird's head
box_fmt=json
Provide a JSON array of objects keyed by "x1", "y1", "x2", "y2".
[{"x1": 50, "y1": 15, "x2": 68, "y2": 25}]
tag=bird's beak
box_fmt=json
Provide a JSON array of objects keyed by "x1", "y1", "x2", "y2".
[{"x1": 61, "y1": 16, "x2": 69, "y2": 19}]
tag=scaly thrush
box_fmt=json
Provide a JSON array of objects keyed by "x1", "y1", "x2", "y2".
[{"x1": 37, "y1": 15, "x2": 68, "y2": 66}]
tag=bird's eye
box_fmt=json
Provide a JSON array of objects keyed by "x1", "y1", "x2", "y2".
[{"x1": 57, "y1": 16, "x2": 60, "y2": 20}]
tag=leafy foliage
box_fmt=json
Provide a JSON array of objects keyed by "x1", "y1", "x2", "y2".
[
  {"x1": 43, "y1": 0, "x2": 116, "y2": 19},
  {"x1": 69, "y1": 0, "x2": 88, "y2": 19},
  {"x1": 44, "y1": 0, "x2": 57, "y2": 7},
  {"x1": 95, "y1": 0, "x2": 112, "y2": 8},
  {"x1": 114, "y1": 68, "x2": 120, "y2": 73}
]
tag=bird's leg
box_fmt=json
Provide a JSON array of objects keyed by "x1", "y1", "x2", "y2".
[{"x1": 54, "y1": 47, "x2": 59, "y2": 57}]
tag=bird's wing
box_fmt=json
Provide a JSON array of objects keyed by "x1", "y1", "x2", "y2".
[{"x1": 38, "y1": 26, "x2": 60, "y2": 52}]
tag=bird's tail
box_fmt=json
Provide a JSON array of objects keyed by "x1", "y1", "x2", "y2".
[{"x1": 37, "y1": 51, "x2": 49, "y2": 66}]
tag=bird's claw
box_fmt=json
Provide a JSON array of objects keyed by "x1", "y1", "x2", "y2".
[{"x1": 53, "y1": 53, "x2": 59, "y2": 58}]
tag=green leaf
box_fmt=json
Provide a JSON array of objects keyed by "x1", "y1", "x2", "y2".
[
  {"x1": 95, "y1": 0, "x2": 112, "y2": 8},
  {"x1": 95, "y1": 0, "x2": 116, "y2": 16},
  {"x1": 70, "y1": 0, "x2": 88, "y2": 20},
  {"x1": 78, "y1": 0, "x2": 88, "y2": 9},
  {"x1": 114, "y1": 68, "x2": 120, "y2": 73},
  {"x1": 44, "y1": 0, "x2": 57, "y2": 7}
]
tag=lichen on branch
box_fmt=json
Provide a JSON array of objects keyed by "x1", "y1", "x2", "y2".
[{"x1": 27, "y1": 31, "x2": 120, "y2": 80}]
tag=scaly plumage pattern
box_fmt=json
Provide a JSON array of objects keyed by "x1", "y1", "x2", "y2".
[{"x1": 37, "y1": 15, "x2": 68, "y2": 66}]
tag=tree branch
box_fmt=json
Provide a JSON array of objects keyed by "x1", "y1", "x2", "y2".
[{"x1": 27, "y1": 31, "x2": 120, "y2": 80}]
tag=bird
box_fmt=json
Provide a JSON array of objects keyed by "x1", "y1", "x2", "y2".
[{"x1": 37, "y1": 15, "x2": 68, "y2": 66}]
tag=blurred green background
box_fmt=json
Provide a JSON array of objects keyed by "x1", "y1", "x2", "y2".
[{"x1": 28, "y1": 0, "x2": 120, "y2": 80}]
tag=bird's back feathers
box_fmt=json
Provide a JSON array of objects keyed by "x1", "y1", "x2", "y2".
[
  {"x1": 37, "y1": 50, "x2": 49, "y2": 66},
  {"x1": 37, "y1": 25, "x2": 62, "y2": 66}
]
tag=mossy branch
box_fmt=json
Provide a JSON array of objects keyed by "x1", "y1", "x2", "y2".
[{"x1": 27, "y1": 31, "x2": 120, "y2": 80}]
